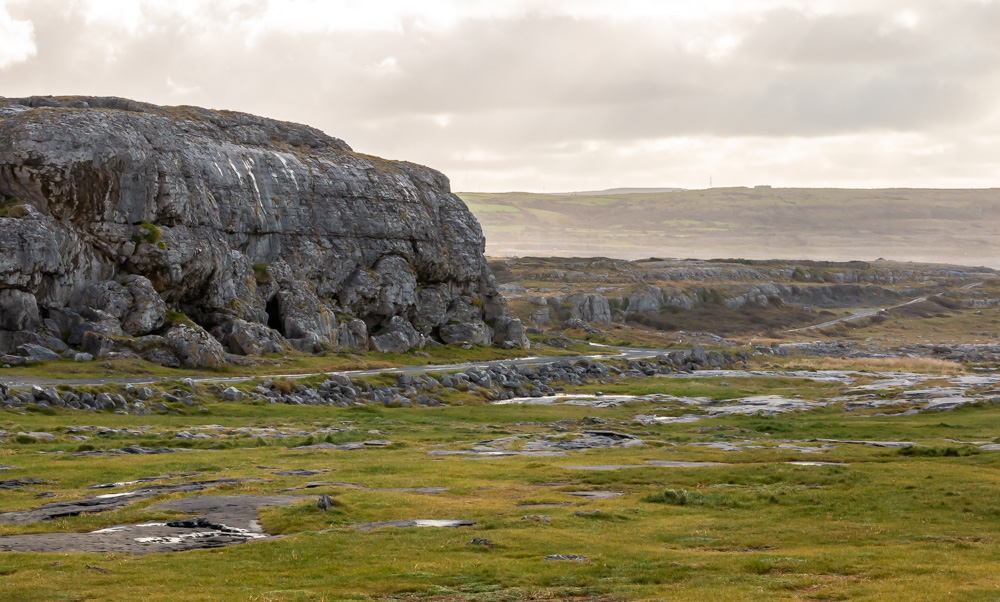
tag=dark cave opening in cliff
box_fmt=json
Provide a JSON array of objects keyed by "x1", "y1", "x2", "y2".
[{"x1": 266, "y1": 296, "x2": 284, "y2": 336}]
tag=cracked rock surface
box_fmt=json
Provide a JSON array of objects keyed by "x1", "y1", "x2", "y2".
[{"x1": 0, "y1": 95, "x2": 524, "y2": 364}]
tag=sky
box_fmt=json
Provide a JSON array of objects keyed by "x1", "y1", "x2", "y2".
[{"x1": 1, "y1": 0, "x2": 998, "y2": 192}]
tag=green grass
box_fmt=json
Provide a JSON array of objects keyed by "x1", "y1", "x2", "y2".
[
  {"x1": 0, "y1": 197, "x2": 28, "y2": 218},
  {"x1": 139, "y1": 221, "x2": 162, "y2": 244},
  {"x1": 3, "y1": 367, "x2": 1000, "y2": 599}
]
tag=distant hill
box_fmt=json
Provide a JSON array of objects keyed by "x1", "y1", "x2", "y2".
[
  {"x1": 565, "y1": 187, "x2": 685, "y2": 195},
  {"x1": 458, "y1": 187, "x2": 1000, "y2": 268}
]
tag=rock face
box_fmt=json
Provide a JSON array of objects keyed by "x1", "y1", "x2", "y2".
[{"x1": 0, "y1": 96, "x2": 525, "y2": 365}]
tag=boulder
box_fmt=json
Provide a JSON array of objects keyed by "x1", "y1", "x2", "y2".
[
  {"x1": 16, "y1": 344, "x2": 60, "y2": 362},
  {"x1": 73, "y1": 281, "x2": 131, "y2": 321},
  {"x1": 221, "y1": 387, "x2": 245, "y2": 402},
  {"x1": 120, "y1": 275, "x2": 166, "y2": 336},
  {"x1": 272, "y1": 281, "x2": 334, "y2": 342},
  {"x1": 213, "y1": 319, "x2": 286, "y2": 356},
  {"x1": 80, "y1": 332, "x2": 117, "y2": 358},
  {"x1": 551, "y1": 294, "x2": 612, "y2": 324},
  {"x1": 492, "y1": 316, "x2": 530, "y2": 349},
  {"x1": 369, "y1": 316, "x2": 424, "y2": 354},
  {"x1": 163, "y1": 324, "x2": 226, "y2": 368},
  {"x1": 334, "y1": 319, "x2": 368, "y2": 350},
  {"x1": 0, "y1": 289, "x2": 40, "y2": 332},
  {"x1": 440, "y1": 320, "x2": 492, "y2": 346}
]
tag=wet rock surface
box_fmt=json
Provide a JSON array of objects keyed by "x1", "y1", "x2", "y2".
[
  {"x1": 545, "y1": 554, "x2": 589, "y2": 562},
  {"x1": 350, "y1": 519, "x2": 476, "y2": 532},
  {"x1": 276, "y1": 481, "x2": 446, "y2": 495},
  {"x1": 0, "y1": 479, "x2": 249, "y2": 524},
  {"x1": 0, "y1": 495, "x2": 306, "y2": 554}
]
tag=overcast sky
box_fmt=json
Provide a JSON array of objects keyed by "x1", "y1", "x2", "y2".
[{"x1": 1, "y1": 0, "x2": 998, "y2": 192}]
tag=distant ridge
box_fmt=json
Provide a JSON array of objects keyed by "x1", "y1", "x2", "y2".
[
  {"x1": 458, "y1": 187, "x2": 1000, "y2": 268},
  {"x1": 566, "y1": 187, "x2": 685, "y2": 196}
]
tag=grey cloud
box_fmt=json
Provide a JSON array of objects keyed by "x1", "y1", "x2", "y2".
[{"x1": 0, "y1": 0, "x2": 998, "y2": 190}]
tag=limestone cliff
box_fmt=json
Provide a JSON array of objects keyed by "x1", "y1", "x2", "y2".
[{"x1": 0, "y1": 96, "x2": 527, "y2": 366}]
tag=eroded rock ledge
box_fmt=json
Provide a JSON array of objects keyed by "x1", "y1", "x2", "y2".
[{"x1": 0, "y1": 96, "x2": 527, "y2": 366}]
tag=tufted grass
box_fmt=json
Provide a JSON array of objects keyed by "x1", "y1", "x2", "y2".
[{"x1": 3, "y1": 371, "x2": 1000, "y2": 599}]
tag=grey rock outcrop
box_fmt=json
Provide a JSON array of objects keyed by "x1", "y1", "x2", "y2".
[
  {"x1": 440, "y1": 321, "x2": 492, "y2": 346},
  {"x1": 369, "y1": 316, "x2": 424, "y2": 354},
  {"x1": 0, "y1": 96, "x2": 527, "y2": 362},
  {"x1": 492, "y1": 316, "x2": 530, "y2": 349},
  {"x1": 163, "y1": 324, "x2": 226, "y2": 368},
  {"x1": 212, "y1": 319, "x2": 286, "y2": 356},
  {"x1": 555, "y1": 294, "x2": 612, "y2": 324}
]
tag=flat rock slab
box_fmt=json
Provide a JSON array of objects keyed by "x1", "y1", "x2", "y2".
[
  {"x1": 786, "y1": 461, "x2": 849, "y2": 466},
  {"x1": 645, "y1": 460, "x2": 730, "y2": 468},
  {"x1": 270, "y1": 469, "x2": 335, "y2": 476},
  {"x1": 524, "y1": 431, "x2": 643, "y2": 452},
  {"x1": 0, "y1": 479, "x2": 247, "y2": 524},
  {"x1": 0, "y1": 495, "x2": 306, "y2": 554},
  {"x1": 0, "y1": 465, "x2": 16, "y2": 471},
  {"x1": 295, "y1": 440, "x2": 392, "y2": 451},
  {"x1": 565, "y1": 491, "x2": 622, "y2": 499},
  {"x1": 494, "y1": 394, "x2": 666, "y2": 408},
  {"x1": 808, "y1": 439, "x2": 917, "y2": 448},
  {"x1": 560, "y1": 461, "x2": 728, "y2": 470},
  {"x1": 634, "y1": 414, "x2": 705, "y2": 425},
  {"x1": 560, "y1": 464, "x2": 645, "y2": 471},
  {"x1": 88, "y1": 472, "x2": 204, "y2": 489},
  {"x1": 427, "y1": 450, "x2": 567, "y2": 457},
  {"x1": 72, "y1": 445, "x2": 197, "y2": 457},
  {"x1": 545, "y1": 554, "x2": 589, "y2": 562},
  {"x1": 0, "y1": 478, "x2": 46, "y2": 490},
  {"x1": 351, "y1": 519, "x2": 476, "y2": 532},
  {"x1": 277, "y1": 481, "x2": 446, "y2": 495}
]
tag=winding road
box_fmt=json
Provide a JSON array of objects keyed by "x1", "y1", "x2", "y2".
[{"x1": 787, "y1": 295, "x2": 929, "y2": 332}]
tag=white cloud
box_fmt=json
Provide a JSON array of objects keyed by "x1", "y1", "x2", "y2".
[{"x1": 0, "y1": 0, "x2": 36, "y2": 69}]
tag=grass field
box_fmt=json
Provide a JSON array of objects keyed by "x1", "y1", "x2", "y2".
[{"x1": 3, "y1": 365, "x2": 1000, "y2": 600}]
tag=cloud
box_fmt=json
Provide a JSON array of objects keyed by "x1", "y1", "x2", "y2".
[
  {"x1": 0, "y1": 0, "x2": 998, "y2": 191},
  {"x1": 0, "y1": 0, "x2": 36, "y2": 69}
]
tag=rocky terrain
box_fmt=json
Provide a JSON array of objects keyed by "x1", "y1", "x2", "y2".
[
  {"x1": 0, "y1": 348, "x2": 736, "y2": 414},
  {"x1": 0, "y1": 96, "x2": 526, "y2": 369},
  {"x1": 492, "y1": 256, "x2": 999, "y2": 342}
]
